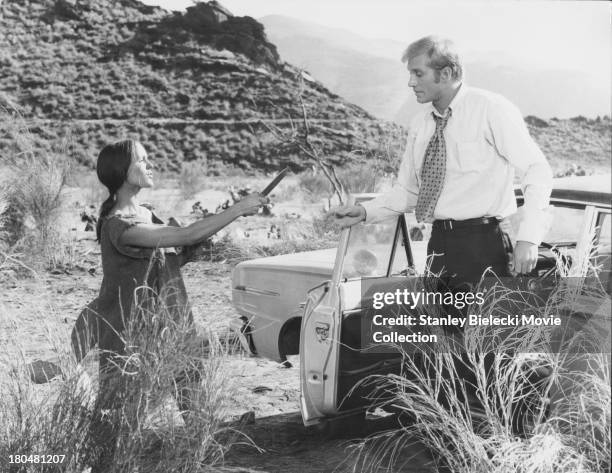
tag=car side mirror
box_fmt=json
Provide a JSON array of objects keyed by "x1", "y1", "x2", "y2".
[{"x1": 351, "y1": 249, "x2": 378, "y2": 276}]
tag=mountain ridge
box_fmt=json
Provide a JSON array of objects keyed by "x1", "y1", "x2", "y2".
[
  {"x1": 0, "y1": 1, "x2": 608, "y2": 175},
  {"x1": 0, "y1": 0, "x2": 403, "y2": 173}
]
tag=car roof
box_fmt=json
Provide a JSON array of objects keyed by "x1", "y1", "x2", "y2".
[
  {"x1": 515, "y1": 174, "x2": 611, "y2": 208},
  {"x1": 354, "y1": 175, "x2": 610, "y2": 208},
  {"x1": 551, "y1": 174, "x2": 611, "y2": 194}
]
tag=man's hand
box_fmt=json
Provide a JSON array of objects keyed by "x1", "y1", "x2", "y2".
[
  {"x1": 512, "y1": 240, "x2": 538, "y2": 274},
  {"x1": 328, "y1": 204, "x2": 366, "y2": 228}
]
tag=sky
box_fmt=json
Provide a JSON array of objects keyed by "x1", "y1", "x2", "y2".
[{"x1": 140, "y1": 0, "x2": 611, "y2": 77}]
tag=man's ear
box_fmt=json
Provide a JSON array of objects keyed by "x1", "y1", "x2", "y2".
[{"x1": 440, "y1": 66, "x2": 453, "y2": 82}]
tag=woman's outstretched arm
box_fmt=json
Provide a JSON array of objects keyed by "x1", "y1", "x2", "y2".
[{"x1": 118, "y1": 193, "x2": 267, "y2": 248}]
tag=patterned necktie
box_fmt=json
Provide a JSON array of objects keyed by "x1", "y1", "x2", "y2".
[{"x1": 415, "y1": 111, "x2": 452, "y2": 223}]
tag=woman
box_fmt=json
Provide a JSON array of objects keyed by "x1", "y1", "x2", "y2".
[{"x1": 87, "y1": 139, "x2": 266, "y2": 463}]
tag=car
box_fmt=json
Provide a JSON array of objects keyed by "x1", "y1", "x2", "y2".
[{"x1": 230, "y1": 175, "x2": 611, "y2": 426}]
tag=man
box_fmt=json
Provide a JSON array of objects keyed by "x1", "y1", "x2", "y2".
[{"x1": 333, "y1": 36, "x2": 552, "y2": 284}]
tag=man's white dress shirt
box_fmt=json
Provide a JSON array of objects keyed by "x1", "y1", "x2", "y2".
[{"x1": 361, "y1": 84, "x2": 553, "y2": 245}]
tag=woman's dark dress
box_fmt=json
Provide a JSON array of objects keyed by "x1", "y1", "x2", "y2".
[
  {"x1": 93, "y1": 210, "x2": 197, "y2": 408},
  {"x1": 97, "y1": 211, "x2": 192, "y2": 354}
]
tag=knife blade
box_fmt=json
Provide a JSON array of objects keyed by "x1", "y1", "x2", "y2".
[{"x1": 261, "y1": 167, "x2": 290, "y2": 196}]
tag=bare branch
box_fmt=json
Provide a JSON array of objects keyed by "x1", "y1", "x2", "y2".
[{"x1": 247, "y1": 77, "x2": 348, "y2": 204}]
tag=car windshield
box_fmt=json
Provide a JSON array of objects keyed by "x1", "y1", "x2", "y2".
[{"x1": 342, "y1": 218, "x2": 398, "y2": 279}]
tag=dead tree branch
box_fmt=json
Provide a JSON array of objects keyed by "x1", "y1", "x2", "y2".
[{"x1": 247, "y1": 79, "x2": 347, "y2": 205}]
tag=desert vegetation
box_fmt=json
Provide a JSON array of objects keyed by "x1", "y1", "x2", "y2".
[
  {"x1": 3, "y1": 1, "x2": 609, "y2": 175},
  {"x1": 0, "y1": 113, "x2": 343, "y2": 472},
  {"x1": 0, "y1": 0, "x2": 402, "y2": 173},
  {"x1": 350, "y1": 251, "x2": 611, "y2": 473},
  {"x1": 2, "y1": 111, "x2": 609, "y2": 471},
  {"x1": 0, "y1": 1, "x2": 610, "y2": 472},
  {"x1": 0, "y1": 299, "x2": 246, "y2": 473}
]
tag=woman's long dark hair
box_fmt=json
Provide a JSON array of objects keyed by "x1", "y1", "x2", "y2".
[{"x1": 95, "y1": 140, "x2": 137, "y2": 242}]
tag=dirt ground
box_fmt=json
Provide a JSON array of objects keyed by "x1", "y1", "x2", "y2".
[
  {"x1": 0, "y1": 176, "x2": 437, "y2": 473},
  {"x1": 0, "y1": 263, "x2": 435, "y2": 473}
]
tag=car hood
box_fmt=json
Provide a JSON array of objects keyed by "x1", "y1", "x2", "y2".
[{"x1": 235, "y1": 247, "x2": 337, "y2": 275}]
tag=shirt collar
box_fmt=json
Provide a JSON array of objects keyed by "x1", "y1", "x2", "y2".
[{"x1": 429, "y1": 82, "x2": 467, "y2": 118}]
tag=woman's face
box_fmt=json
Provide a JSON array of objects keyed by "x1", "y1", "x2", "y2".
[{"x1": 126, "y1": 142, "x2": 154, "y2": 188}]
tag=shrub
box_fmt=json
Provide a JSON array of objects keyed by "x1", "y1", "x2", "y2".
[
  {"x1": 297, "y1": 161, "x2": 383, "y2": 202},
  {"x1": 337, "y1": 161, "x2": 382, "y2": 194},
  {"x1": 178, "y1": 158, "x2": 208, "y2": 199},
  {"x1": 200, "y1": 224, "x2": 337, "y2": 266},
  {"x1": 1, "y1": 114, "x2": 70, "y2": 247},
  {"x1": 298, "y1": 171, "x2": 332, "y2": 199}
]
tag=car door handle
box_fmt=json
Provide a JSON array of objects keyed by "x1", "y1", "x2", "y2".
[{"x1": 234, "y1": 285, "x2": 280, "y2": 297}]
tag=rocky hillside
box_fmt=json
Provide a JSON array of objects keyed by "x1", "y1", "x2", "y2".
[
  {"x1": 524, "y1": 115, "x2": 611, "y2": 175},
  {"x1": 0, "y1": 0, "x2": 403, "y2": 173}
]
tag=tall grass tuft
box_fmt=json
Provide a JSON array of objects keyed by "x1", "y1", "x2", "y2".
[
  {"x1": 350, "y1": 251, "x2": 610, "y2": 473},
  {"x1": 0, "y1": 280, "x2": 245, "y2": 472},
  {"x1": 5, "y1": 151, "x2": 70, "y2": 246},
  {"x1": 1, "y1": 109, "x2": 71, "y2": 269},
  {"x1": 0, "y1": 315, "x2": 95, "y2": 472}
]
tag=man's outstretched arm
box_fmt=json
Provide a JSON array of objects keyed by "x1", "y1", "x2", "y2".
[{"x1": 329, "y1": 132, "x2": 420, "y2": 228}]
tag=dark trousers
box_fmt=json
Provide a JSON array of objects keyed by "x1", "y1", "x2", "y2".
[
  {"x1": 427, "y1": 220, "x2": 512, "y2": 287},
  {"x1": 422, "y1": 221, "x2": 529, "y2": 430}
]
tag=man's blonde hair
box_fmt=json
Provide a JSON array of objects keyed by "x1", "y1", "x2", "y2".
[{"x1": 402, "y1": 36, "x2": 463, "y2": 81}]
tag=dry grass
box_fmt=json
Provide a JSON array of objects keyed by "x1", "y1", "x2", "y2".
[
  {"x1": 0, "y1": 109, "x2": 72, "y2": 272},
  {"x1": 296, "y1": 161, "x2": 384, "y2": 202},
  {"x1": 0, "y1": 280, "x2": 248, "y2": 472},
  {"x1": 350, "y1": 248, "x2": 611, "y2": 473},
  {"x1": 200, "y1": 232, "x2": 335, "y2": 266}
]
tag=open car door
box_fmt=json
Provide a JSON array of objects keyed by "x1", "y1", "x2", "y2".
[{"x1": 300, "y1": 213, "x2": 418, "y2": 426}]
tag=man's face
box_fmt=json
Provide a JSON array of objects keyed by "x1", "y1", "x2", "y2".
[{"x1": 407, "y1": 53, "x2": 443, "y2": 104}]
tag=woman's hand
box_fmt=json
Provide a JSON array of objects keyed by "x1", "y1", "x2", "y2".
[{"x1": 233, "y1": 193, "x2": 269, "y2": 217}]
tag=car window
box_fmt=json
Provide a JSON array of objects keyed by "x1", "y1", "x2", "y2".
[
  {"x1": 593, "y1": 211, "x2": 611, "y2": 291},
  {"x1": 508, "y1": 204, "x2": 585, "y2": 244},
  {"x1": 596, "y1": 212, "x2": 611, "y2": 251},
  {"x1": 342, "y1": 218, "x2": 398, "y2": 279},
  {"x1": 595, "y1": 212, "x2": 611, "y2": 259},
  {"x1": 544, "y1": 206, "x2": 586, "y2": 243}
]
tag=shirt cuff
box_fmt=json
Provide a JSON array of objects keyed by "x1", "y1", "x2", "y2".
[
  {"x1": 360, "y1": 199, "x2": 400, "y2": 224},
  {"x1": 515, "y1": 206, "x2": 553, "y2": 246}
]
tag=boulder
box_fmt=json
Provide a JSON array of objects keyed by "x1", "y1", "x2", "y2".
[{"x1": 524, "y1": 115, "x2": 549, "y2": 128}]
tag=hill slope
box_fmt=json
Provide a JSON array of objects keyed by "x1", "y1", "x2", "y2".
[{"x1": 0, "y1": 0, "x2": 403, "y2": 172}]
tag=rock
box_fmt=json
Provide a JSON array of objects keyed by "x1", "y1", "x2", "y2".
[
  {"x1": 525, "y1": 115, "x2": 549, "y2": 128},
  {"x1": 175, "y1": 92, "x2": 190, "y2": 105},
  {"x1": 238, "y1": 410, "x2": 256, "y2": 425},
  {"x1": 26, "y1": 359, "x2": 63, "y2": 384},
  {"x1": 80, "y1": 210, "x2": 97, "y2": 231}
]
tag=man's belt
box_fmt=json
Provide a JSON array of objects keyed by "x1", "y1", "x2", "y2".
[{"x1": 432, "y1": 217, "x2": 499, "y2": 231}]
